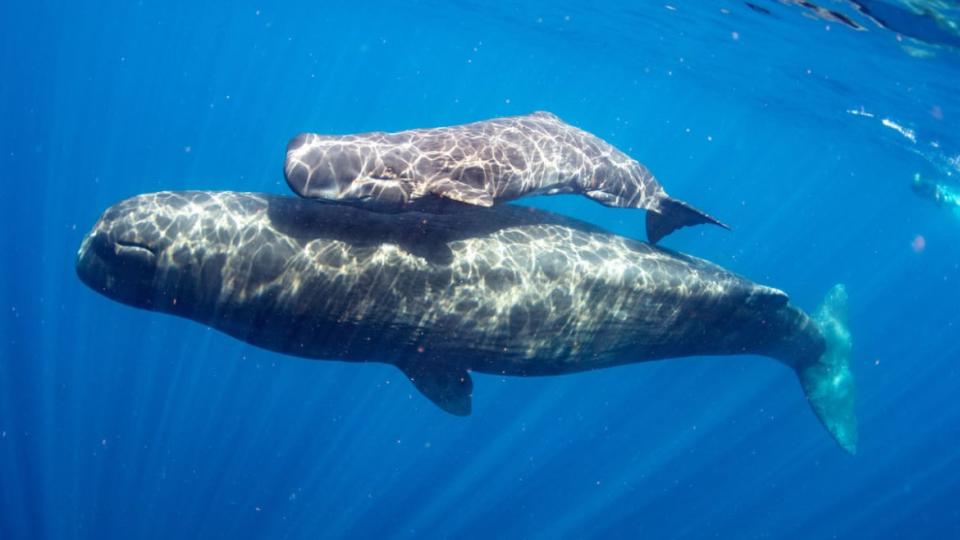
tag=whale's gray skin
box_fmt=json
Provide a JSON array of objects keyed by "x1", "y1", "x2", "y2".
[
  {"x1": 284, "y1": 112, "x2": 730, "y2": 244},
  {"x1": 76, "y1": 191, "x2": 856, "y2": 453}
]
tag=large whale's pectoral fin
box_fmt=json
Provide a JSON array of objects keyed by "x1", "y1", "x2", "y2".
[
  {"x1": 397, "y1": 362, "x2": 473, "y2": 416},
  {"x1": 428, "y1": 179, "x2": 495, "y2": 207}
]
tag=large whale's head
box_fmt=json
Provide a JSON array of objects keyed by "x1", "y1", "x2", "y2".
[
  {"x1": 75, "y1": 192, "x2": 282, "y2": 317},
  {"x1": 284, "y1": 133, "x2": 418, "y2": 211},
  {"x1": 76, "y1": 195, "x2": 174, "y2": 310}
]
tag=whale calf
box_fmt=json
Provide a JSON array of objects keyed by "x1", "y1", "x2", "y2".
[
  {"x1": 76, "y1": 191, "x2": 856, "y2": 452},
  {"x1": 284, "y1": 112, "x2": 729, "y2": 243}
]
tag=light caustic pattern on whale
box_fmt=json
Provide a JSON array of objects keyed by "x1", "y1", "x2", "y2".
[
  {"x1": 76, "y1": 191, "x2": 855, "y2": 452},
  {"x1": 285, "y1": 112, "x2": 729, "y2": 243}
]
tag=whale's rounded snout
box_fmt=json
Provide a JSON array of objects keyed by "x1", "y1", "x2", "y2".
[
  {"x1": 76, "y1": 221, "x2": 161, "y2": 309},
  {"x1": 91, "y1": 231, "x2": 158, "y2": 268},
  {"x1": 285, "y1": 136, "x2": 377, "y2": 201}
]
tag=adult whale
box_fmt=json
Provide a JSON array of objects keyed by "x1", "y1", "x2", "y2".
[
  {"x1": 76, "y1": 191, "x2": 856, "y2": 453},
  {"x1": 284, "y1": 112, "x2": 729, "y2": 243}
]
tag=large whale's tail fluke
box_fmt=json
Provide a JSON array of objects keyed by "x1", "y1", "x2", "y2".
[
  {"x1": 646, "y1": 197, "x2": 731, "y2": 244},
  {"x1": 795, "y1": 284, "x2": 857, "y2": 454}
]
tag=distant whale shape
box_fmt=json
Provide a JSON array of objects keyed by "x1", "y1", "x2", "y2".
[
  {"x1": 851, "y1": 0, "x2": 960, "y2": 50},
  {"x1": 284, "y1": 112, "x2": 729, "y2": 244},
  {"x1": 76, "y1": 191, "x2": 856, "y2": 453},
  {"x1": 913, "y1": 172, "x2": 960, "y2": 218}
]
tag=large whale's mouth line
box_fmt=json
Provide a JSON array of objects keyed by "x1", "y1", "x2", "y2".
[
  {"x1": 115, "y1": 239, "x2": 158, "y2": 259},
  {"x1": 90, "y1": 233, "x2": 159, "y2": 267}
]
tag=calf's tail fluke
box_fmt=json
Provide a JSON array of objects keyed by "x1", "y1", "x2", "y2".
[
  {"x1": 795, "y1": 284, "x2": 858, "y2": 454},
  {"x1": 646, "y1": 197, "x2": 731, "y2": 244}
]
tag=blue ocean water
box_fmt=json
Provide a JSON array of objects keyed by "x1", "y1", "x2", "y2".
[{"x1": 2, "y1": 1, "x2": 959, "y2": 538}]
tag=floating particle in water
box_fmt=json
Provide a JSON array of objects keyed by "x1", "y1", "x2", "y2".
[
  {"x1": 931, "y1": 105, "x2": 943, "y2": 120},
  {"x1": 911, "y1": 234, "x2": 926, "y2": 253}
]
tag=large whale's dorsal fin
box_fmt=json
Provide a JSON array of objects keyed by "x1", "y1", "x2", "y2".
[
  {"x1": 428, "y1": 178, "x2": 495, "y2": 207},
  {"x1": 746, "y1": 286, "x2": 789, "y2": 309},
  {"x1": 397, "y1": 362, "x2": 473, "y2": 416}
]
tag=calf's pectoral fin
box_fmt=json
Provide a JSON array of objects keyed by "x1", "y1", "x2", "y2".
[
  {"x1": 397, "y1": 362, "x2": 473, "y2": 416},
  {"x1": 428, "y1": 179, "x2": 495, "y2": 207},
  {"x1": 646, "y1": 197, "x2": 731, "y2": 244},
  {"x1": 585, "y1": 189, "x2": 624, "y2": 207}
]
